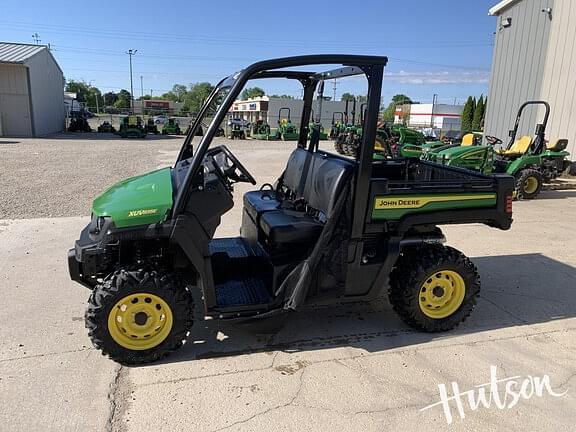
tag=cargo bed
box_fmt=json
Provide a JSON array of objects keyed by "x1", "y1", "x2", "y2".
[{"x1": 367, "y1": 159, "x2": 514, "y2": 232}]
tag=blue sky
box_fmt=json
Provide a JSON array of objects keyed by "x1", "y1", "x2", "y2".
[{"x1": 1, "y1": 0, "x2": 499, "y2": 104}]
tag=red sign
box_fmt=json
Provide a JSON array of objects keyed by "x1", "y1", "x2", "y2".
[{"x1": 145, "y1": 100, "x2": 170, "y2": 109}]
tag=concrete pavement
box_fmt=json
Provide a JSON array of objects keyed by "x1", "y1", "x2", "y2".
[{"x1": 1, "y1": 141, "x2": 575, "y2": 431}]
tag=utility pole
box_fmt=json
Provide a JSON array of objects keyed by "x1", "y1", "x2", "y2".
[
  {"x1": 431, "y1": 93, "x2": 438, "y2": 128},
  {"x1": 332, "y1": 78, "x2": 337, "y2": 101},
  {"x1": 140, "y1": 75, "x2": 144, "y2": 99},
  {"x1": 150, "y1": 89, "x2": 153, "y2": 98},
  {"x1": 126, "y1": 49, "x2": 137, "y2": 114},
  {"x1": 32, "y1": 33, "x2": 41, "y2": 45},
  {"x1": 95, "y1": 93, "x2": 99, "y2": 114}
]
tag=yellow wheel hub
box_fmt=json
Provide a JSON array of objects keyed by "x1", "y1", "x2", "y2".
[
  {"x1": 374, "y1": 139, "x2": 384, "y2": 151},
  {"x1": 523, "y1": 177, "x2": 538, "y2": 194},
  {"x1": 108, "y1": 293, "x2": 173, "y2": 350},
  {"x1": 418, "y1": 270, "x2": 466, "y2": 319}
]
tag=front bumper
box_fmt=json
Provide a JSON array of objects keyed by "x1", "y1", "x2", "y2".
[
  {"x1": 67, "y1": 220, "x2": 108, "y2": 289},
  {"x1": 68, "y1": 248, "x2": 93, "y2": 289}
]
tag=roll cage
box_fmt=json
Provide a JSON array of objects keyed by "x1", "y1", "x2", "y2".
[{"x1": 173, "y1": 55, "x2": 388, "y2": 238}]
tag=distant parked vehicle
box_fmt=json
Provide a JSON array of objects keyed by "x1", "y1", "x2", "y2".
[
  {"x1": 153, "y1": 115, "x2": 168, "y2": 124},
  {"x1": 227, "y1": 118, "x2": 251, "y2": 128}
]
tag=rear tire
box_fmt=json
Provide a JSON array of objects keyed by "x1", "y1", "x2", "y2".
[
  {"x1": 85, "y1": 269, "x2": 193, "y2": 365},
  {"x1": 515, "y1": 169, "x2": 542, "y2": 200},
  {"x1": 389, "y1": 244, "x2": 480, "y2": 332}
]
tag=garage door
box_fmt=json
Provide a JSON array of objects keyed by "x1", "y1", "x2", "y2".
[{"x1": 0, "y1": 93, "x2": 32, "y2": 136}]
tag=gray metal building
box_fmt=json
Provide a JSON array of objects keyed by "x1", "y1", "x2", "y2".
[
  {"x1": 485, "y1": 0, "x2": 576, "y2": 156},
  {"x1": 0, "y1": 42, "x2": 65, "y2": 137}
]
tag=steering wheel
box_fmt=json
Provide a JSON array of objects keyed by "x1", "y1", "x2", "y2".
[
  {"x1": 485, "y1": 135, "x2": 503, "y2": 146},
  {"x1": 208, "y1": 146, "x2": 256, "y2": 185}
]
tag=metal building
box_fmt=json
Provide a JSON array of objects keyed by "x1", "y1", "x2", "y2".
[
  {"x1": 0, "y1": 42, "x2": 65, "y2": 137},
  {"x1": 485, "y1": 0, "x2": 576, "y2": 156}
]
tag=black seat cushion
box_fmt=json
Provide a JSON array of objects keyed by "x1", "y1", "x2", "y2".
[
  {"x1": 243, "y1": 190, "x2": 281, "y2": 222},
  {"x1": 260, "y1": 210, "x2": 323, "y2": 245},
  {"x1": 303, "y1": 155, "x2": 354, "y2": 218}
]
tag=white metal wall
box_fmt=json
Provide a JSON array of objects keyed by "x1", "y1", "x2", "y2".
[
  {"x1": 0, "y1": 63, "x2": 32, "y2": 136},
  {"x1": 25, "y1": 50, "x2": 65, "y2": 135},
  {"x1": 485, "y1": 0, "x2": 576, "y2": 156}
]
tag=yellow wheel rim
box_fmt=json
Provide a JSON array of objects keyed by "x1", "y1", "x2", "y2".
[
  {"x1": 523, "y1": 177, "x2": 538, "y2": 194},
  {"x1": 107, "y1": 293, "x2": 173, "y2": 351},
  {"x1": 418, "y1": 270, "x2": 466, "y2": 319},
  {"x1": 375, "y1": 139, "x2": 383, "y2": 151}
]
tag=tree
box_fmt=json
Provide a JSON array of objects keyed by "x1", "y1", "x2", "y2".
[
  {"x1": 382, "y1": 94, "x2": 413, "y2": 122},
  {"x1": 461, "y1": 96, "x2": 475, "y2": 133},
  {"x1": 65, "y1": 80, "x2": 90, "y2": 102},
  {"x1": 161, "y1": 91, "x2": 179, "y2": 102},
  {"x1": 472, "y1": 95, "x2": 485, "y2": 131},
  {"x1": 103, "y1": 92, "x2": 118, "y2": 106},
  {"x1": 182, "y1": 82, "x2": 215, "y2": 114},
  {"x1": 114, "y1": 89, "x2": 132, "y2": 109},
  {"x1": 341, "y1": 93, "x2": 355, "y2": 102},
  {"x1": 172, "y1": 84, "x2": 188, "y2": 102},
  {"x1": 241, "y1": 87, "x2": 265, "y2": 100}
]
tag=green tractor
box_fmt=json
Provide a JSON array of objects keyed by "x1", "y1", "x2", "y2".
[
  {"x1": 276, "y1": 108, "x2": 299, "y2": 141},
  {"x1": 145, "y1": 118, "x2": 160, "y2": 135},
  {"x1": 162, "y1": 118, "x2": 182, "y2": 135},
  {"x1": 97, "y1": 121, "x2": 116, "y2": 133},
  {"x1": 118, "y1": 116, "x2": 147, "y2": 139},
  {"x1": 251, "y1": 119, "x2": 276, "y2": 140},
  {"x1": 423, "y1": 101, "x2": 571, "y2": 199},
  {"x1": 307, "y1": 109, "x2": 328, "y2": 140}
]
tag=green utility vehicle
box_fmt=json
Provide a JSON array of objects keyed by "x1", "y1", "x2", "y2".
[
  {"x1": 423, "y1": 101, "x2": 571, "y2": 199},
  {"x1": 68, "y1": 56, "x2": 514, "y2": 365},
  {"x1": 276, "y1": 108, "x2": 299, "y2": 140},
  {"x1": 162, "y1": 118, "x2": 182, "y2": 135},
  {"x1": 118, "y1": 116, "x2": 147, "y2": 138}
]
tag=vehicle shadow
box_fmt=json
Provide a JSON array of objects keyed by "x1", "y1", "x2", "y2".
[
  {"x1": 154, "y1": 253, "x2": 576, "y2": 365},
  {"x1": 0, "y1": 140, "x2": 20, "y2": 144},
  {"x1": 536, "y1": 189, "x2": 576, "y2": 199}
]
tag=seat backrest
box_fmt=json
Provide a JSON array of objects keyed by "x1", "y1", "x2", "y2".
[
  {"x1": 461, "y1": 133, "x2": 474, "y2": 146},
  {"x1": 283, "y1": 148, "x2": 312, "y2": 195},
  {"x1": 507, "y1": 135, "x2": 532, "y2": 154},
  {"x1": 547, "y1": 138, "x2": 568, "y2": 152},
  {"x1": 303, "y1": 154, "x2": 354, "y2": 218}
]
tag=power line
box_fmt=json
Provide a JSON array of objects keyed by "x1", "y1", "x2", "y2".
[{"x1": 1, "y1": 20, "x2": 494, "y2": 49}]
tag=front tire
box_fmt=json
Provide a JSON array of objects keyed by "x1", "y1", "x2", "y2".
[
  {"x1": 85, "y1": 269, "x2": 193, "y2": 365},
  {"x1": 389, "y1": 244, "x2": 480, "y2": 332},
  {"x1": 515, "y1": 169, "x2": 542, "y2": 200}
]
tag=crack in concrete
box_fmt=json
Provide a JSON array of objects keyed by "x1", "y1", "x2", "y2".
[
  {"x1": 106, "y1": 365, "x2": 122, "y2": 432},
  {"x1": 209, "y1": 368, "x2": 307, "y2": 432},
  {"x1": 0, "y1": 347, "x2": 93, "y2": 363},
  {"x1": 481, "y1": 296, "x2": 528, "y2": 324}
]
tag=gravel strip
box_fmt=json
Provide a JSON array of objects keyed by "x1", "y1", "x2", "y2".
[
  {"x1": 0, "y1": 134, "x2": 305, "y2": 220},
  {"x1": 0, "y1": 134, "x2": 181, "y2": 219}
]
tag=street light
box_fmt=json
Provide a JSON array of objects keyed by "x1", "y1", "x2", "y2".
[{"x1": 126, "y1": 49, "x2": 138, "y2": 114}]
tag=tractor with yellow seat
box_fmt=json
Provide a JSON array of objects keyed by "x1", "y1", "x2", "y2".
[{"x1": 423, "y1": 101, "x2": 571, "y2": 199}]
